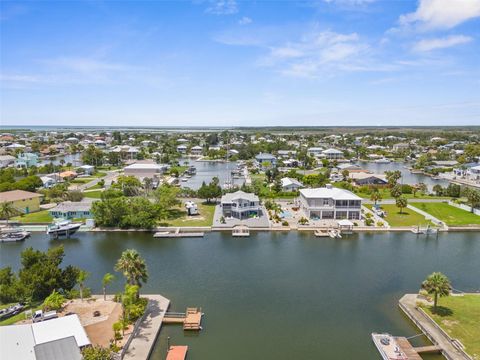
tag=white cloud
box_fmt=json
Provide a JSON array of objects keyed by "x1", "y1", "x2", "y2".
[
  {"x1": 413, "y1": 35, "x2": 473, "y2": 52},
  {"x1": 399, "y1": 0, "x2": 480, "y2": 30},
  {"x1": 43, "y1": 57, "x2": 132, "y2": 74},
  {"x1": 238, "y1": 16, "x2": 252, "y2": 25},
  {"x1": 264, "y1": 30, "x2": 372, "y2": 78},
  {"x1": 205, "y1": 0, "x2": 238, "y2": 15},
  {"x1": 323, "y1": 0, "x2": 375, "y2": 4}
]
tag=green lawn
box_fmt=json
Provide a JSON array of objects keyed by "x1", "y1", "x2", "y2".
[
  {"x1": 86, "y1": 183, "x2": 103, "y2": 190},
  {"x1": 353, "y1": 187, "x2": 448, "y2": 200},
  {"x1": 365, "y1": 204, "x2": 431, "y2": 227},
  {"x1": 12, "y1": 210, "x2": 53, "y2": 223},
  {"x1": 84, "y1": 190, "x2": 103, "y2": 198},
  {"x1": 159, "y1": 202, "x2": 216, "y2": 227},
  {"x1": 421, "y1": 295, "x2": 480, "y2": 359},
  {"x1": 411, "y1": 202, "x2": 480, "y2": 226},
  {"x1": 92, "y1": 171, "x2": 107, "y2": 178},
  {"x1": 70, "y1": 177, "x2": 95, "y2": 184}
]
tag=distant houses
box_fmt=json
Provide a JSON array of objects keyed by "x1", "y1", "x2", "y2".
[
  {"x1": 322, "y1": 148, "x2": 344, "y2": 160},
  {"x1": 0, "y1": 155, "x2": 16, "y2": 168},
  {"x1": 255, "y1": 153, "x2": 277, "y2": 169},
  {"x1": 123, "y1": 162, "x2": 168, "y2": 179},
  {"x1": 281, "y1": 177, "x2": 304, "y2": 192}
]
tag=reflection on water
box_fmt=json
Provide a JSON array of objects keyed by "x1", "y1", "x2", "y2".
[
  {"x1": 1, "y1": 231, "x2": 477, "y2": 360},
  {"x1": 179, "y1": 158, "x2": 244, "y2": 190}
]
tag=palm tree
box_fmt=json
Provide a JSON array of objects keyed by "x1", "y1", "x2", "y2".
[
  {"x1": 370, "y1": 189, "x2": 382, "y2": 206},
  {"x1": 421, "y1": 272, "x2": 451, "y2": 312},
  {"x1": 395, "y1": 196, "x2": 408, "y2": 214},
  {"x1": 0, "y1": 202, "x2": 17, "y2": 225},
  {"x1": 102, "y1": 273, "x2": 115, "y2": 301},
  {"x1": 77, "y1": 270, "x2": 90, "y2": 302},
  {"x1": 114, "y1": 249, "x2": 148, "y2": 290},
  {"x1": 465, "y1": 188, "x2": 480, "y2": 213}
]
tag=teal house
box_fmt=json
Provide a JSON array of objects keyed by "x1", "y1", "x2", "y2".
[{"x1": 15, "y1": 153, "x2": 39, "y2": 168}]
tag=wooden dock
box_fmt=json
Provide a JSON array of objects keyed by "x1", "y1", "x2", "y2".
[
  {"x1": 394, "y1": 337, "x2": 441, "y2": 359},
  {"x1": 163, "y1": 307, "x2": 203, "y2": 330},
  {"x1": 154, "y1": 228, "x2": 204, "y2": 238},
  {"x1": 166, "y1": 345, "x2": 188, "y2": 360}
]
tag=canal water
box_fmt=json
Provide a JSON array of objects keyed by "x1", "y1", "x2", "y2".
[
  {"x1": 179, "y1": 159, "x2": 244, "y2": 190},
  {"x1": 357, "y1": 161, "x2": 449, "y2": 189},
  {"x1": 1, "y1": 231, "x2": 478, "y2": 359}
]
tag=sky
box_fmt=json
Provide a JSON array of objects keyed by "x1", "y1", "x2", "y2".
[{"x1": 1, "y1": 0, "x2": 479, "y2": 127}]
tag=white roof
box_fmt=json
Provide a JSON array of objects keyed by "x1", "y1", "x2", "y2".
[
  {"x1": 322, "y1": 148, "x2": 343, "y2": 154},
  {"x1": 32, "y1": 315, "x2": 90, "y2": 347},
  {"x1": 281, "y1": 177, "x2": 303, "y2": 187},
  {"x1": 299, "y1": 187, "x2": 362, "y2": 200},
  {"x1": 338, "y1": 219, "x2": 354, "y2": 226},
  {"x1": 0, "y1": 324, "x2": 36, "y2": 360},
  {"x1": 124, "y1": 163, "x2": 166, "y2": 170}
]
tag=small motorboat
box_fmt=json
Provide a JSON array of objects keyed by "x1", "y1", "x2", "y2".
[
  {"x1": 314, "y1": 229, "x2": 329, "y2": 237},
  {"x1": 47, "y1": 220, "x2": 82, "y2": 238},
  {"x1": 0, "y1": 231, "x2": 30, "y2": 242}
]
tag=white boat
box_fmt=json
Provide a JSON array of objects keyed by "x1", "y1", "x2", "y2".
[
  {"x1": 0, "y1": 231, "x2": 30, "y2": 242},
  {"x1": 374, "y1": 158, "x2": 391, "y2": 164},
  {"x1": 371, "y1": 333, "x2": 408, "y2": 360},
  {"x1": 314, "y1": 229, "x2": 329, "y2": 237},
  {"x1": 47, "y1": 220, "x2": 82, "y2": 238},
  {"x1": 181, "y1": 178, "x2": 188, "y2": 182}
]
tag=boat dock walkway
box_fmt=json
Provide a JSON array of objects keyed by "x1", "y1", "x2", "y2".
[
  {"x1": 154, "y1": 228, "x2": 204, "y2": 238},
  {"x1": 123, "y1": 294, "x2": 170, "y2": 360},
  {"x1": 399, "y1": 294, "x2": 472, "y2": 360},
  {"x1": 164, "y1": 307, "x2": 203, "y2": 330},
  {"x1": 395, "y1": 337, "x2": 442, "y2": 359},
  {"x1": 166, "y1": 345, "x2": 188, "y2": 360}
]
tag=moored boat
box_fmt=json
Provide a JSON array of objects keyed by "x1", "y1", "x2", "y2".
[
  {"x1": 47, "y1": 220, "x2": 82, "y2": 238},
  {"x1": 0, "y1": 231, "x2": 30, "y2": 242}
]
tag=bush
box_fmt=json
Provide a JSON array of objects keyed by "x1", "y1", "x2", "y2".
[
  {"x1": 82, "y1": 346, "x2": 113, "y2": 360},
  {"x1": 281, "y1": 220, "x2": 289, "y2": 226},
  {"x1": 365, "y1": 218, "x2": 374, "y2": 226},
  {"x1": 43, "y1": 290, "x2": 65, "y2": 311}
]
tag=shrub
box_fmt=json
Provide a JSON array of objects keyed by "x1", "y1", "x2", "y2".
[
  {"x1": 281, "y1": 220, "x2": 289, "y2": 226},
  {"x1": 82, "y1": 346, "x2": 113, "y2": 360},
  {"x1": 43, "y1": 290, "x2": 65, "y2": 311},
  {"x1": 365, "y1": 218, "x2": 374, "y2": 226}
]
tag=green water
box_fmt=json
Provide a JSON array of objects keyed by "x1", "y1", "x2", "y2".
[{"x1": 1, "y1": 231, "x2": 479, "y2": 359}]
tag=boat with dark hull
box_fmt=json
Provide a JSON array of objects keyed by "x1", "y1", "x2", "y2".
[{"x1": 47, "y1": 220, "x2": 82, "y2": 238}]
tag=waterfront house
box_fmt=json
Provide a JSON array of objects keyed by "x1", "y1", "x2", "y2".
[
  {"x1": 299, "y1": 184, "x2": 362, "y2": 220},
  {"x1": 59, "y1": 170, "x2": 78, "y2": 180},
  {"x1": 49, "y1": 201, "x2": 92, "y2": 219},
  {"x1": 190, "y1": 145, "x2": 203, "y2": 156},
  {"x1": 124, "y1": 162, "x2": 168, "y2": 179},
  {"x1": 0, "y1": 190, "x2": 43, "y2": 214},
  {"x1": 177, "y1": 145, "x2": 187, "y2": 154},
  {"x1": 220, "y1": 190, "x2": 261, "y2": 219},
  {"x1": 0, "y1": 155, "x2": 16, "y2": 168},
  {"x1": 322, "y1": 148, "x2": 344, "y2": 160},
  {"x1": 349, "y1": 172, "x2": 387, "y2": 186},
  {"x1": 15, "y1": 152, "x2": 38, "y2": 168},
  {"x1": 0, "y1": 314, "x2": 89, "y2": 360},
  {"x1": 281, "y1": 177, "x2": 304, "y2": 192},
  {"x1": 336, "y1": 163, "x2": 361, "y2": 171},
  {"x1": 393, "y1": 143, "x2": 410, "y2": 152},
  {"x1": 255, "y1": 153, "x2": 277, "y2": 169},
  {"x1": 278, "y1": 150, "x2": 297, "y2": 159}
]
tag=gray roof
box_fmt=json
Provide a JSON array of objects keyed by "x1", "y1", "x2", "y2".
[
  {"x1": 221, "y1": 190, "x2": 259, "y2": 203},
  {"x1": 50, "y1": 201, "x2": 91, "y2": 213},
  {"x1": 34, "y1": 336, "x2": 82, "y2": 360},
  {"x1": 255, "y1": 153, "x2": 276, "y2": 160}
]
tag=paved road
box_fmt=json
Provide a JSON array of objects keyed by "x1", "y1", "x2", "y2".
[
  {"x1": 71, "y1": 170, "x2": 120, "y2": 191},
  {"x1": 399, "y1": 294, "x2": 472, "y2": 360}
]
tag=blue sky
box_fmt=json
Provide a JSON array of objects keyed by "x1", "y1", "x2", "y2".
[{"x1": 1, "y1": 0, "x2": 479, "y2": 127}]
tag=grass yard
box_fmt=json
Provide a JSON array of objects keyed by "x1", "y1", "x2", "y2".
[
  {"x1": 92, "y1": 171, "x2": 107, "y2": 178},
  {"x1": 353, "y1": 187, "x2": 448, "y2": 200},
  {"x1": 365, "y1": 204, "x2": 431, "y2": 227},
  {"x1": 86, "y1": 183, "x2": 103, "y2": 190},
  {"x1": 70, "y1": 177, "x2": 95, "y2": 184},
  {"x1": 12, "y1": 210, "x2": 53, "y2": 223},
  {"x1": 84, "y1": 190, "x2": 103, "y2": 199},
  {"x1": 411, "y1": 202, "x2": 480, "y2": 226},
  {"x1": 421, "y1": 295, "x2": 480, "y2": 359},
  {"x1": 159, "y1": 201, "x2": 216, "y2": 227}
]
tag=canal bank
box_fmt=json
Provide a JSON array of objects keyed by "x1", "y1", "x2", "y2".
[{"x1": 1, "y1": 231, "x2": 478, "y2": 360}]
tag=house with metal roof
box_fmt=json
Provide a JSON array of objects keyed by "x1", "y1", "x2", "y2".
[
  {"x1": 220, "y1": 190, "x2": 261, "y2": 219},
  {"x1": 299, "y1": 184, "x2": 362, "y2": 220}
]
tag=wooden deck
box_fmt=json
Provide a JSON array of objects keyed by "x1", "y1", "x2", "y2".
[
  {"x1": 395, "y1": 337, "x2": 423, "y2": 360},
  {"x1": 163, "y1": 307, "x2": 203, "y2": 330},
  {"x1": 166, "y1": 345, "x2": 188, "y2": 360},
  {"x1": 154, "y1": 228, "x2": 204, "y2": 238}
]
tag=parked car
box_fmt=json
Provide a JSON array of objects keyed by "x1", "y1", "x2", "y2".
[{"x1": 32, "y1": 309, "x2": 58, "y2": 322}]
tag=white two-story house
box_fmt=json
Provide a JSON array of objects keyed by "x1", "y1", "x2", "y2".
[
  {"x1": 220, "y1": 190, "x2": 261, "y2": 220},
  {"x1": 299, "y1": 184, "x2": 362, "y2": 220}
]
